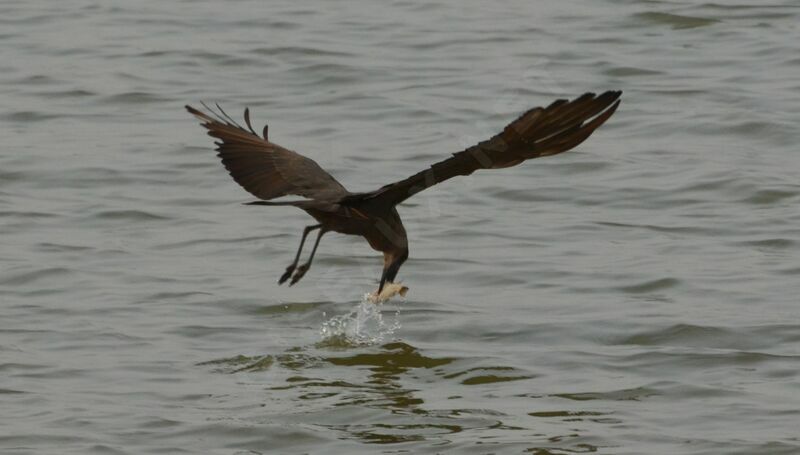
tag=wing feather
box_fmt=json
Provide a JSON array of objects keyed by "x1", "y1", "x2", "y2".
[
  {"x1": 353, "y1": 91, "x2": 621, "y2": 206},
  {"x1": 187, "y1": 105, "x2": 347, "y2": 201}
]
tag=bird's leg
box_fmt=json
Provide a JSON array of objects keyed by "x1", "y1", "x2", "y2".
[
  {"x1": 289, "y1": 228, "x2": 326, "y2": 286},
  {"x1": 377, "y1": 269, "x2": 389, "y2": 296},
  {"x1": 279, "y1": 224, "x2": 321, "y2": 284}
]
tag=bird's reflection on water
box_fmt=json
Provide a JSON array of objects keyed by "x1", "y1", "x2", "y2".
[
  {"x1": 194, "y1": 299, "x2": 612, "y2": 449},
  {"x1": 198, "y1": 341, "x2": 605, "y2": 451}
]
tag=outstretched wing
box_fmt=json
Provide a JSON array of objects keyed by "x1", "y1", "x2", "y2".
[
  {"x1": 187, "y1": 105, "x2": 348, "y2": 201},
  {"x1": 354, "y1": 91, "x2": 621, "y2": 207}
]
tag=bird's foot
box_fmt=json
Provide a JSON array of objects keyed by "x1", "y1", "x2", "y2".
[
  {"x1": 289, "y1": 264, "x2": 309, "y2": 286},
  {"x1": 278, "y1": 264, "x2": 296, "y2": 284}
]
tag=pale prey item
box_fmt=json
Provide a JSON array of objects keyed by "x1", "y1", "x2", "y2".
[{"x1": 368, "y1": 282, "x2": 409, "y2": 304}]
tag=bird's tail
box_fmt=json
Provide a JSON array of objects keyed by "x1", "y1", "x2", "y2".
[
  {"x1": 244, "y1": 200, "x2": 334, "y2": 210},
  {"x1": 245, "y1": 200, "x2": 306, "y2": 206}
]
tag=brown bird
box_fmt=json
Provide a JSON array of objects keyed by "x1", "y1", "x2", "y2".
[{"x1": 187, "y1": 91, "x2": 621, "y2": 294}]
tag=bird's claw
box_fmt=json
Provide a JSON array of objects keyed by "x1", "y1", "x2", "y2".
[
  {"x1": 278, "y1": 264, "x2": 295, "y2": 284},
  {"x1": 289, "y1": 264, "x2": 309, "y2": 286}
]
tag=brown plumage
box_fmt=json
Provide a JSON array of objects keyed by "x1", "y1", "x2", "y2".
[{"x1": 187, "y1": 91, "x2": 621, "y2": 293}]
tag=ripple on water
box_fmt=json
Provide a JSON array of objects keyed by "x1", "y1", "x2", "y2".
[
  {"x1": 445, "y1": 366, "x2": 534, "y2": 386},
  {"x1": 255, "y1": 300, "x2": 330, "y2": 316},
  {"x1": 616, "y1": 277, "x2": 681, "y2": 294},
  {"x1": 0, "y1": 210, "x2": 59, "y2": 219},
  {"x1": 12, "y1": 74, "x2": 60, "y2": 85},
  {"x1": 0, "y1": 267, "x2": 73, "y2": 286},
  {"x1": 736, "y1": 238, "x2": 795, "y2": 251},
  {"x1": 3, "y1": 111, "x2": 60, "y2": 122},
  {"x1": 618, "y1": 323, "x2": 746, "y2": 349},
  {"x1": 603, "y1": 66, "x2": 664, "y2": 77},
  {"x1": 551, "y1": 386, "x2": 660, "y2": 402},
  {"x1": 102, "y1": 91, "x2": 171, "y2": 105},
  {"x1": 0, "y1": 388, "x2": 28, "y2": 394},
  {"x1": 197, "y1": 354, "x2": 275, "y2": 374},
  {"x1": 617, "y1": 323, "x2": 800, "y2": 351},
  {"x1": 633, "y1": 11, "x2": 720, "y2": 30},
  {"x1": 34, "y1": 89, "x2": 96, "y2": 99},
  {"x1": 249, "y1": 46, "x2": 355, "y2": 58},
  {"x1": 741, "y1": 189, "x2": 797, "y2": 205},
  {"x1": 87, "y1": 209, "x2": 172, "y2": 222}
]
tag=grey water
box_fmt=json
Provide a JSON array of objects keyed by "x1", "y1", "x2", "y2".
[{"x1": 2, "y1": 0, "x2": 800, "y2": 453}]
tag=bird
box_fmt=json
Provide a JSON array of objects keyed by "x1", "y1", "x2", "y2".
[{"x1": 187, "y1": 91, "x2": 621, "y2": 295}]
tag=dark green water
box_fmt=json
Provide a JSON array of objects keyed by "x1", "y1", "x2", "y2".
[{"x1": 2, "y1": 1, "x2": 799, "y2": 453}]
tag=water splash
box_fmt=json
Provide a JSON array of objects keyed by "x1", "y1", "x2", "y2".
[{"x1": 319, "y1": 293, "x2": 401, "y2": 346}]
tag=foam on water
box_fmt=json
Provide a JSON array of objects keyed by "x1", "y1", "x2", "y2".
[{"x1": 318, "y1": 293, "x2": 402, "y2": 346}]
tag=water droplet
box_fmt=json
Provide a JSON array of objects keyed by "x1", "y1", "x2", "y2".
[{"x1": 319, "y1": 294, "x2": 401, "y2": 345}]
